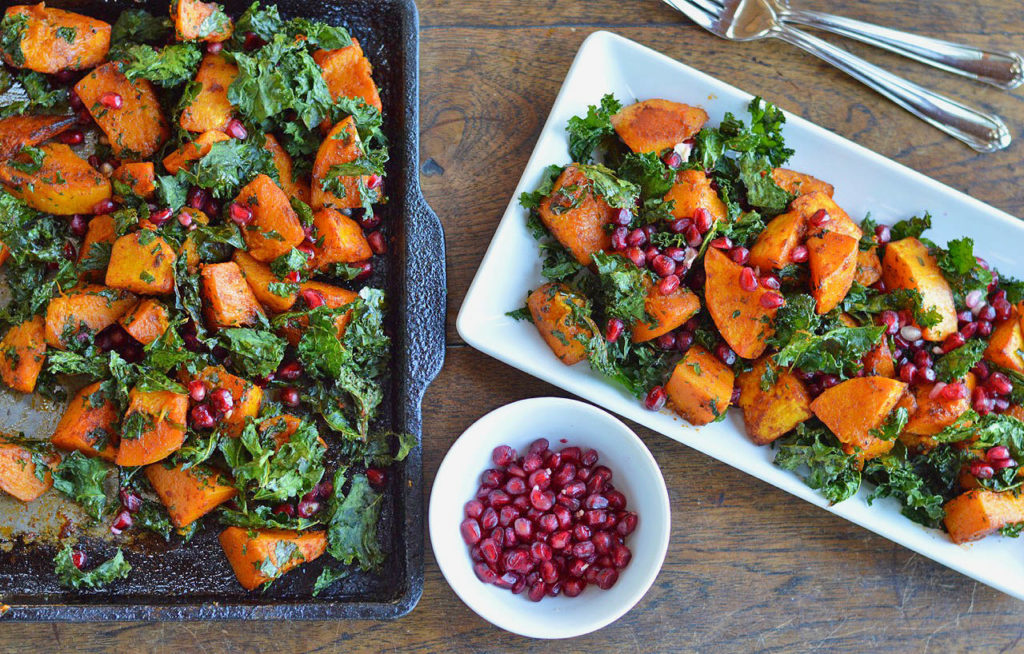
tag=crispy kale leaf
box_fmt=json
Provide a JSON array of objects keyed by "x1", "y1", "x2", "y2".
[
  {"x1": 119, "y1": 43, "x2": 202, "y2": 88},
  {"x1": 54, "y1": 544, "x2": 131, "y2": 590},
  {"x1": 325, "y1": 470, "x2": 384, "y2": 571},
  {"x1": 775, "y1": 422, "x2": 861, "y2": 503},
  {"x1": 566, "y1": 93, "x2": 622, "y2": 163}
]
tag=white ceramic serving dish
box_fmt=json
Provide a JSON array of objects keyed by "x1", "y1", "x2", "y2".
[
  {"x1": 429, "y1": 397, "x2": 671, "y2": 639},
  {"x1": 456, "y1": 30, "x2": 1024, "y2": 601}
]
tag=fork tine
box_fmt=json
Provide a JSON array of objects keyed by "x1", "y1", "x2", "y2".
[
  {"x1": 682, "y1": 0, "x2": 726, "y2": 18},
  {"x1": 661, "y1": 0, "x2": 718, "y2": 29}
]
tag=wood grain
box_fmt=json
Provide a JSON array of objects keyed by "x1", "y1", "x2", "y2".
[{"x1": 4, "y1": 0, "x2": 1024, "y2": 651}]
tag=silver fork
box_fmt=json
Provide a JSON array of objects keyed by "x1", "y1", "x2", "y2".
[{"x1": 662, "y1": 0, "x2": 1011, "y2": 152}]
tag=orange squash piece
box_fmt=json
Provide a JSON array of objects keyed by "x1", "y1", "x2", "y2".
[
  {"x1": 0, "y1": 143, "x2": 110, "y2": 215},
  {"x1": 0, "y1": 316, "x2": 46, "y2": 393},
  {"x1": 664, "y1": 169, "x2": 728, "y2": 225},
  {"x1": 749, "y1": 209, "x2": 805, "y2": 272},
  {"x1": 233, "y1": 174, "x2": 305, "y2": 262},
  {"x1": 200, "y1": 261, "x2": 266, "y2": 330},
  {"x1": 736, "y1": 358, "x2": 814, "y2": 445},
  {"x1": 810, "y1": 377, "x2": 908, "y2": 464},
  {"x1": 1, "y1": 4, "x2": 110, "y2": 73},
  {"x1": 0, "y1": 113, "x2": 76, "y2": 160},
  {"x1": 51, "y1": 381, "x2": 119, "y2": 461},
  {"x1": 862, "y1": 338, "x2": 896, "y2": 378},
  {"x1": 185, "y1": 365, "x2": 262, "y2": 437},
  {"x1": 527, "y1": 283, "x2": 595, "y2": 366},
  {"x1": 904, "y1": 375, "x2": 975, "y2": 439},
  {"x1": 263, "y1": 133, "x2": 308, "y2": 202},
  {"x1": 770, "y1": 168, "x2": 834, "y2": 198},
  {"x1": 219, "y1": 527, "x2": 327, "y2": 590},
  {"x1": 111, "y1": 161, "x2": 156, "y2": 200},
  {"x1": 78, "y1": 214, "x2": 117, "y2": 280},
  {"x1": 314, "y1": 38, "x2": 382, "y2": 111},
  {"x1": 145, "y1": 462, "x2": 237, "y2": 528},
  {"x1": 704, "y1": 247, "x2": 778, "y2": 359},
  {"x1": 105, "y1": 232, "x2": 176, "y2": 295},
  {"x1": 177, "y1": 207, "x2": 210, "y2": 273},
  {"x1": 162, "y1": 130, "x2": 230, "y2": 174},
  {"x1": 536, "y1": 164, "x2": 615, "y2": 266},
  {"x1": 310, "y1": 207, "x2": 372, "y2": 269},
  {"x1": 610, "y1": 99, "x2": 707, "y2": 154},
  {"x1": 854, "y1": 247, "x2": 883, "y2": 287},
  {"x1": 171, "y1": 0, "x2": 232, "y2": 42},
  {"x1": 807, "y1": 231, "x2": 859, "y2": 314},
  {"x1": 278, "y1": 281, "x2": 358, "y2": 346},
  {"x1": 74, "y1": 62, "x2": 169, "y2": 159},
  {"x1": 119, "y1": 299, "x2": 170, "y2": 345},
  {"x1": 666, "y1": 345, "x2": 734, "y2": 426},
  {"x1": 944, "y1": 489, "x2": 1024, "y2": 544},
  {"x1": 232, "y1": 250, "x2": 298, "y2": 313},
  {"x1": 0, "y1": 436, "x2": 56, "y2": 502},
  {"x1": 114, "y1": 388, "x2": 188, "y2": 467},
  {"x1": 792, "y1": 191, "x2": 862, "y2": 241},
  {"x1": 44, "y1": 284, "x2": 136, "y2": 349},
  {"x1": 985, "y1": 318, "x2": 1024, "y2": 373},
  {"x1": 180, "y1": 52, "x2": 237, "y2": 132},
  {"x1": 882, "y1": 237, "x2": 959, "y2": 341},
  {"x1": 310, "y1": 116, "x2": 376, "y2": 211},
  {"x1": 632, "y1": 283, "x2": 700, "y2": 343}
]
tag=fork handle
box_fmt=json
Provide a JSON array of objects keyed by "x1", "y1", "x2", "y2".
[
  {"x1": 774, "y1": 26, "x2": 1011, "y2": 152},
  {"x1": 782, "y1": 8, "x2": 1024, "y2": 90}
]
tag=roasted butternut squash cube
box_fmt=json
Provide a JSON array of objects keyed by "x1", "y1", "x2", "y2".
[
  {"x1": 74, "y1": 62, "x2": 169, "y2": 159},
  {"x1": 180, "y1": 52, "x2": 237, "y2": 132},
  {"x1": 854, "y1": 246, "x2": 883, "y2": 287},
  {"x1": 0, "y1": 435, "x2": 56, "y2": 502},
  {"x1": 277, "y1": 281, "x2": 357, "y2": 346},
  {"x1": 666, "y1": 345, "x2": 734, "y2": 426},
  {"x1": 736, "y1": 358, "x2": 814, "y2": 445},
  {"x1": 185, "y1": 365, "x2": 262, "y2": 437},
  {"x1": 314, "y1": 38, "x2": 382, "y2": 111},
  {"x1": 219, "y1": 527, "x2": 327, "y2": 590},
  {"x1": 105, "y1": 232, "x2": 176, "y2": 295},
  {"x1": 177, "y1": 207, "x2": 210, "y2": 273},
  {"x1": 311, "y1": 116, "x2": 380, "y2": 211},
  {"x1": 51, "y1": 381, "x2": 119, "y2": 461},
  {"x1": 119, "y1": 299, "x2": 170, "y2": 345},
  {"x1": 114, "y1": 388, "x2": 188, "y2": 467},
  {"x1": 78, "y1": 214, "x2": 116, "y2": 280},
  {"x1": 145, "y1": 462, "x2": 237, "y2": 528},
  {"x1": 704, "y1": 247, "x2": 778, "y2": 359},
  {"x1": 161, "y1": 129, "x2": 229, "y2": 174},
  {"x1": 862, "y1": 338, "x2": 896, "y2": 378},
  {"x1": 749, "y1": 209, "x2": 806, "y2": 272},
  {"x1": 770, "y1": 168, "x2": 834, "y2": 198},
  {"x1": 234, "y1": 174, "x2": 305, "y2": 262},
  {"x1": 0, "y1": 316, "x2": 46, "y2": 393},
  {"x1": 807, "y1": 231, "x2": 859, "y2": 314},
  {"x1": 232, "y1": 250, "x2": 297, "y2": 313},
  {"x1": 527, "y1": 283, "x2": 595, "y2": 366},
  {"x1": 792, "y1": 191, "x2": 862, "y2": 241},
  {"x1": 664, "y1": 169, "x2": 727, "y2": 225},
  {"x1": 985, "y1": 318, "x2": 1024, "y2": 373},
  {"x1": 200, "y1": 262, "x2": 265, "y2": 330},
  {"x1": 882, "y1": 237, "x2": 958, "y2": 341},
  {"x1": 1, "y1": 4, "x2": 110, "y2": 73},
  {"x1": 263, "y1": 133, "x2": 308, "y2": 203},
  {"x1": 536, "y1": 164, "x2": 615, "y2": 266},
  {"x1": 610, "y1": 99, "x2": 707, "y2": 154},
  {"x1": 0, "y1": 143, "x2": 110, "y2": 215},
  {"x1": 944, "y1": 489, "x2": 1024, "y2": 544},
  {"x1": 0, "y1": 113, "x2": 76, "y2": 160},
  {"x1": 810, "y1": 377, "x2": 908, "y2": 464},
  {"x1": 111, "y1": 161, "x2": 156, "y2": 200},
  {"x1": 310, "y1": 207, "x2": 372, "y2": 269},
  {"x1": 45, "y1": 284, "x2": 136, "y2": 349},
  {"x1": 904, "y1": 375, "x2": 975, "y2": 441},
  {"x1": 171, "y1": 0, "x2": 232, "y2": 42},
  {"x1": 632, "y1": 283, "x2": 700, "y2": 343}
]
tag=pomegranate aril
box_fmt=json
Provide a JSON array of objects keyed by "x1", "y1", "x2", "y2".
[
  {"x1": 99, "y1": 92, "x2": 123, "y2": 109},
  {"x1": 596, "y1": 568, "x2": 619, "y2": 590},
  {"x1": 617, "y1": 512, "x2": 638, "y2": 536},
  {"x1": 669, "y1": 218, "x2": 690, "y2": 234},
  {"x1": 93, "y1": 198, "x2": 116, "y2": 215},
  {"x1": 611, "y1": 226, "x2": 628, "y2": 251},
  {"x1": 970, "y1": 462, "x2": 995, "y2": 479},
  {"x1": 987, "y1": 445, "x2": 1011, "y2": 462},
  {"x1": 479, "y1": 538, "x2": 500, "y2": 564},
  {"x1": 119, "y1": 488, "x2": 142, "y2": 513},
  {"x1": 480, "y1": 505, "x2": 499, "y2": 529},
  {"x1": 460, "y1": 519, "x2": 482, "y2": 545},
  {"x1": 480, "y1": 469, "x2": 503, "y2": 488},
  {"x1": 572, "y1": 540, "x2": 596, "y2": 559},
  {"x1": 504, "y1": 476, "x2": 527, "y2": 495},
  {"x1": 584, "y1": 493, "x2": 609, "y2": 510},
  {"x1": 474, "y1": 562, "x2": 498, "y2": 584},
  {"x1": 693, "y1": 207, "x2": 714, "y2": 232},
  {"x1": 605, "y1": 317, "x2": 625, "y2": 343},
  {"x1": 626, "y1": 228, "x2": 647, "y2": 247},
  {"x1": 557, "y1": 495, "x2": 581, "y2": 512},
  {"x1": 739, "y1": 266, "x2": 758, "y2": 292},
  {"x1": 560, "y1": 446, "x2": 581, "y2": 462},
  {"x1": 715, "y1": 343, "x2": 736, "y2": 366},
  {"x1": 563, "y1": 579, "x2": 586, "y2": 597},
  {"x1": 488, "y1": 489, "x2": 511, "y2": 508},
  {"x1": 514, "y1": 517, "x2": 533, "y2": 540},
  {"x1": 759, "y1": 292, "x2": 784, "y2": 309},
  {"x1": 993, "y1": 457, "x2": 1018, "y2": 470},
  {"x1": 790, "y1": 245, "x2": 809, "y2": 263},
  {"x1": 581, "y1": 449, "x2": 599, "y2": 467},
  {"x1": 550, "y1": 530, "x2": 572, "y2": 549},
  {"x1": 498, "y1": 505, "x2": 518, "y2": 527},
  {"x1": 530, "y1": 488, "x2": 555, "y2": 511},
  {"x1": 110, "y1": 509, "x2": 133, "y2": 534},
  {"x1": 568, "y1": 558, "x2": 589, "y2": 578},
  {"x1": 190, "y1": 403, "x2": 216, "y2": 429},
  {"x1": 527, "y1": 581, "x2": 547, "y2": 602},
  {"x1": 552, "y1": 504, "x2": 572, "y2": 528},
  {"x1": 645, "y1": 386, "x2": 667, "y2": 411},
  {"x1": 988, "y1": 372, "x2": 1013, "y2": 396},
  {"x1": 523, "y1": 452, "x2": 543, "y2": 473},
  {"x1": 538, "y1": 513, "x2": 559, "y2": 533},
  {"x1": 552, "y1": 463, "x2": 576, "y2": 487},
  {"x1": 465, "y1": 500, "x2": 483, "y2": 520},
  {"x1": 225, "y1": 118, "x2": 248, "y2": 139},
  {"x1": 528, "y1": 468, "x2": 551, "y2": 490},
  {"x1": 709, "y1": 236, "x2": 732, "y2": 250}
]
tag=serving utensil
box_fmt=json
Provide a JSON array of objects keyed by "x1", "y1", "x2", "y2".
[{"x1": 662, "y1": 0, "x2": 1012, "y2": 152}]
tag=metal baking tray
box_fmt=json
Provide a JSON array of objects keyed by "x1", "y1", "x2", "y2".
[{"x1": 0, "y1": 0, "x2": 445, "y2": 621}]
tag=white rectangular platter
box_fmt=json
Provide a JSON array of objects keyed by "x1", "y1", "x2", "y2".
[{"x1": 456, "y1": 30, "x2": 1024, "y2": 600}]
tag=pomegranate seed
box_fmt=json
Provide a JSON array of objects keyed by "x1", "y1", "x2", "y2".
[
  {"x1": 296, "y1": 242, "x2": 315, "y2": 260},
  {"x1": 662, "y1": 151, "x2": 682, "y2": 168},
  {"x1": 99, "y1": 92, "x2": 123, "y2": 109},
  {"x1": 585, "y1": 510, "x2": 607, "y2": 527},
  {"x1": 480, "y1": 469, "x2": 503, "y2": 488},
  {"x1": 617, "y1": 512, "x2": 638, "y2": 536},
  {"x1": 581, "y1": 449, "x2": 599, "y2": 467},
  {"x1": 878, "y1": 310, "x2": 898, "y2": 335},
  {"x1": 584, "y1": 494, "x2": 609, "y2": 510},
  {"x1": 190, "y1": 403, "x2": 216, "y2": 429},
  {"x1": 978, "y1": 304, "x2": 997, "y2": 322},
  {"x1": 63, "y1": 241, "x2": 77, "y2": 261},
  {"x1": 365, "y1": 467, "x2": 386, "y2": 488},
  {"x1": 528, "y1": 468, "x2": 551, "y2": 490},
  {"x1": 463, "y1": 501, "x2": 484, "y2": 521},
  {"x1": 739, "y1": 266, "x2": 758, "y2": 292},
  {"x1": 978, "y1": 321, "x2": 994, "y2": 337},
  {"x1": 273, "y1": 502, "x2": 295, "y2": 517},
  {"x1": 729, "y1": 247, "x2": 750, "y2": 265},
  {"x1": 300, "y1": 288, "x2": 326, "y2": 309},
  {"x1": 514, "y1": 517, "x2": 533, "y2": 540},
  {"x1": 530, "y1": 488, "x2": 555, "y2": 511},
  {"x1": 272, "y1": 361, "x2": 301, "y2": 383},
  {"x1": 204, "y1": 198, "x2": 220, "y2": 218},
  {"x1": 669, "y1": 218, "x2": 690, "y2": 233},
  {"x1": 941, "y1": 332, "x2": 965, "y2": 353},
  {"x1": 715, "y1": 343, "x2": 736, "y2": 366},
  {"x1": 685, "y1": 225, "x2": 703, "y2": 247},
  {"x1": 473, "y1": 562, "x2": 498, "y2": 584},
  {"x1": 560, "y1": 446, "x2": 581, "y2": 462},
  {"x1": 760, "y1": 292, "x2": 784, "y2": 309},
  {"x1": 899, "y1": 363, "x2": 917, "y2": 384},
  {"x1": 645, "y1": 386, "x2": 667, "y2": 411},
  {"x1": 790, "y1": 245, "x2": 809, "y2": 263},
  {"x1": 279, "y1": 386, "x2": 301, "y2": 407},
  {"x1": 526, "y1": 582, "x2": 547, "y2": 602},
  {"x1": 596, "y1": 568, "x2": 619, "y2": 590},
  {"x1": 225, "y1": 119, "x2": 248, "y2": 139},
  {"x1": 523, "y1": 453, "x2": 543, "y2": 473},
  {"x1": 993, "y1": 457, "x2": 1017, "y2": 470},
  {"x1": 656, "y1": 333, "x2": 677, "y2": 351},
  {"x1": 188, "y1": 380, "x2": 207, "y2": 404},
  {"x1": 489, "y1": 489, "x2": 512, "y2": 508},
  {"x1": 987, "y1": 446, "x2": 1011, "y2": 462},
  {"x1": 207, "y1": 388, "x2": 233, "y2": 414},
  {"x1": 498, "y1": 505, "x2": 517, "y2": 527},
  {"x1": 93, "y1": 198, "x2": 116, "y2": 215},
  {"x1": 626, "y1": 228, "x2": 647, "y2": 248},
  {"x1": 624, "y1": 246, "x2": 646, "y2": 268},
  {"x1": 229, "y1": 202, "x2": 254, "y2": 226},
  {"x1": 69, "y1": 91, "x2": 83, "y2": 111},
  {"x1": 610, "y1": 226, "x2": 628, "y2": 250},
  {"x1": 206, "y1": 41, "x2": 223, "y2": 54},
  {"x1": 480, "y1": 507, "x2": 499, "y2": 530},
  {"x1": 119, "y1": 488, "x2": 142, "y2": 513},
  {"x1": 652, "y1": 254, "x2": 676, "y2": 277},
  {"x1": 67, "y1": 214, "x2": 88, "y2": 238},
  {"x1": 492, "y1": 445, "x2": 515, "y2": 467},
  {"x1": 58, "y1": 129, "x2": 84, "y2": 145},
  {"x1": 505, "y1": 476, "x2": 527, "y2": 495},
  {"x1": 367, "y1": 231, "x2": 387, "y2": 255},
  {"x1": 760, "y1": 274, "x2": 781, "y2": 290},
  {"x1": 961, "y1": 322, "x2": 979, "y2": 339},
  {"x1": 460, "y1": 518, "x2": 483, "y2": 545},
  {"x1": 993, "y1": 299, "x2": 1013, "y2": 322},
  {"x1": 187, "y1": 187, "x2": 207, "y2": 210},
  {"x1": 367, "y1": 174, "x2": 384, "y2": 191},
  {"x1": 599, "y1": 317, "x2": 625, "y2": 344},
  {"x1": 358, "y1": 212, "x2": 383, "y2": 230},
  {"x1": 808, "y1": 209, "x2": 831, "y2": 229},
  {"x1": 572, "y1": 540, "x2": 595, "y2": 559},
  {"x1": 612, "y1": 208, "x2": 632, "y2": 226},
  {"x1": 550, "y1": 530, "x2": 572, "y2": 549},
  {"x1": 505, "y1": 464, "x2": 525, "y2": 479},
  {"x1": 538, "y1": 513, "x2": 559, "y2": 533},
  {"x1": 709, "y1": 236, "x2": 732, "y2": 250},
  {"x1": 693, "y1": 207, "x2": 714, "y2": 232},
  {"x1": 563, "y1": 579, "x2": 585, "y2": 597},
  {"x1": 110, "y1": 509, "x2": 132, "y2": 534},
  {"x1": 874, "y1": 224, "x2": 891, "y2": 243},
  {"x1": 970, "y1": 462, "x2": 995, "y2": 479},
  {"x1": 988, "y1": 373, "x2": 1014, "y2": 396},
  {"x1": 493, "y1": 571, "x2": 518, "y2": 590},
  {"x1": 71, "y1": 550, "x2": 87, "y2": 569},
  {"x1": 658, "y1": 274, "x2": 680, "y2": 295},
  {"x1": 179, "y1": 210, "x2": 196, "y2": 228}
]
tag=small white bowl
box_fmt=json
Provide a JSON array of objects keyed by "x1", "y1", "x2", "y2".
[{"x1": 429, "y1": 397, "x2": 671, "y2": 639}]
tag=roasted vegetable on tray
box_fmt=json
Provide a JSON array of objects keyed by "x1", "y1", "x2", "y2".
[
  {"x1": 0, "y1": 0, "x2": 404, "y2": 593},
  {"x1": 515, "y1": 92, "x2": 1024, "y2": 544}
]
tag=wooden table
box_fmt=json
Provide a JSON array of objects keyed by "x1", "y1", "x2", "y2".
[{"x1": 7, "y1": 0, "x2": 1024, "y2": 651}]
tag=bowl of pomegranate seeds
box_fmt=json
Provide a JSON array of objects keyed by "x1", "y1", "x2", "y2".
[{"x1": 429, "y1": 397, "x2": 670, "y2": 639}]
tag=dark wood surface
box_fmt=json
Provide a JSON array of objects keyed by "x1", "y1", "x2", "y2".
[{"x1": 5, "y1": 0, "x2": 1024, "y2": 651}]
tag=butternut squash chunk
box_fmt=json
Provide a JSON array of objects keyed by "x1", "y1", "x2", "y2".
[
  {"x1": 111, "y1": 161, "x2": 156, "y2": 200},
  {"x1": 263, "y1": 133, "x2": 308, "y2": 203},
  {"x1": 881, "y1": 237, "x2": 958, "y2": 341},
  {"x1": 0, "y1": 316, "x2": 46, "y2": 393},
  {"x1": 74, "y1": 62, "x2": 169, "y2": 159},
  {"x1": 666, "y1": 345, "x2": 734, "y2": 426},
  {"x1": 232, "y1": 250, "x2": 297, "y2": 313},
  {"x1": 862, "y1": 338, "x2": 896, "y2": 378},
  {"x1": 311, "y1": 116, "x2": 376, "y2": 211},
  {"x1": 44, "y1": 284, "x2": 136, "y2": 349},
  {"x1": 105, "y1": 232, "x2": 176, "y2": 295},
  {"x1": 632, "y1": 283, "x2": 700, "y2": 343},
  {"x1": 810, "y1": 377, "x2": 908, "y2": 464},
  {"x1": 807, "y1": 231, "x2": 859, "y2": 314},
  {"x1": 536, "y1": 164, "x2": 615, "y2": 266},
  {"x1": 233, "y1": 174, "x2": 305, "y2": 262},
  {"x1": 310, "y1": 207, "x2": 372, "y2": 269},
  {"x1": 0, "y1": 113, "x2": 76, "y2": 160},
  {"x1": 200, "y1": 261, "x2": 265, "y2": 330},
  {"x1": 610, "y1": 99, "x2": 707, "y2": 154},
  {"x1": 180, "y1": 52, "x2": 237, "y2": 132},
  {"x1": 145, "y1": 462, "x2": 237, "y2": 528},
  {"x1": 219, "y1": 527, "x2": 327, "y2": 590},
  {"x1": 904, "y1": 375, "x2": 975, "y2": 440},
  {"x1": 985, "y1": 318, "x2": 1024, "y2": 373},
  {"x1": 749, "y1": 209, "x2": 805, "y2": 272},
  {"x1": 1, "y1": 4, "x2": 110, "y2": 73},
  {"x1": 314, "y1": 38, "x2": 382, "y2": 111},
  {"x1": 0, "y1": 143, "x2": 110, "y2": 215},
  {"x1": 161, "y1": 129, "x2": 229, "y2": 175},
  {"x1": 183, "y1": 365, "x2": 262, "y2": 437},
  {"x1": 736, "y1": 358, "x2": 814, "y2": 445},
  {"x1": 171, "y1": 0, "x2": 232, "y2": 42},
  {"x1": 51, "y1": 381, "x2": 119, "y2": 461},
  {"x1": 770, "y1": 168, "x2": 834, "y2": 198},
  {"x1": 527, "y1": 283, "x2": 595, "y2": 366},
  {"x1": 0, "y1": 436, "x2": 56, "y2": 502},
  {"x1": 792, "y1": 191, "x2": 862, "y2": 241},
  {"x1": 78, "y1": 214, "x2": 116, "y2": 280},
  {"x1": 278, "y1": 281, "x2": 357, "y2": 346},
  {"x1": 854, "y1": 247, "x2": 883, "y2": 287},
  {"x1": 704, "y1": 247, "x2": 778, "y2": 359},
  {"x1": 178, "y1": 207, "x2": 210, "y2": 273},
  {"x1": 114, "y1": 388, "x2": 188, "y2": 467},
  {"x1": 119, "y1": 299, "x2": 170, "y2": 345},
  {"x1": 944, "y1": 489, "x2": 1024, "y2": 544},
  {"x1": 664, "y1": 169, "x2": 728, "y2": 224}
]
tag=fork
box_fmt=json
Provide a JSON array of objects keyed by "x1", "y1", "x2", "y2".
[{"x1": 662, "y1": 0, "x2": 1011, "y2": 152}]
